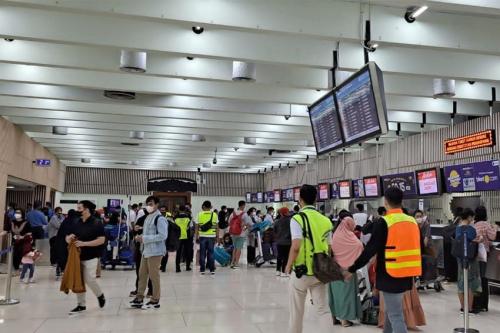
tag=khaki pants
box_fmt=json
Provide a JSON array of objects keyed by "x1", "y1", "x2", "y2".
[
  {"x1": 137, "y1": 255, "x2": 162, "y2": 302},
  {"x1": 76, "y1": 258, "x2": 103, "y2": 307},
  {"x1": 288, "y1": 275, "x2": 333, "y2": 333}
]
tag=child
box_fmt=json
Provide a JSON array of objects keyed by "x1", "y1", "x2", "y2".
[
  {"x1": 20, "y1": 248, "x2": 42, "y2": 283},
  {"x1": 222, "y1": 233, "x2": 234, "y2": 258}
]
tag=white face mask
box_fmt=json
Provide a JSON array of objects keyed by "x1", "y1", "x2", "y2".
[
  {"x1": 146, "y1": 206, "x2": 155, "y2": 214},
  {"x1": 14, "y1": 213, "x2": 22, "y2": 220}
]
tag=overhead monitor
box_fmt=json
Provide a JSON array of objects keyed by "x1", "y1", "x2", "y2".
[
  {"x1": 318, "y1": 183, "x2": 330, "y2": 201},
  {"x1": 250, "y1": 193, "x2": 258, "y2": 203},
  {"x1": 273, "y1": 189, "x2": 281, "y2": 202},
  {"x1": 308, "y1": 92, "x2": 344, "y2": 155},
  {"x1": 245, "y1": 192, "x2": 251, "y2": 203},
  {"x1": 363, "y1": 176, "x2": 381, "y2": 198},
  {"x1": 263, "y1": 192, "x2": 269, "y2": 203},
  {"x1": 267, "y1": 191, "x2": 275, "y2": 203},
  {"x1": 338, "y1": 180, "x2": 352, "y2": 199},
  {"x1": 330, "y1": 182, "x2": 339, "y2": 199},
  {"x1": 257, "y1": 192, "x2": 264, "y2": 203},
  {"x1": 285, "y1": 188, "x2": 294, "y2": 202},
  {"x1": 381, "y1": 172, "x2": 417, "y2": 198},
  {"x1": 334, "y1": 62, "x2": 388, "y2": 146},
  {"x1": 416, "y1": 167, "x2": 442, "y2": 196},
  {"x1": 293, "y1": 187, "x2": 301, "y2": 202},
  {"x1": 352, "y1": 179, "x2": 365, "y2": 198}
]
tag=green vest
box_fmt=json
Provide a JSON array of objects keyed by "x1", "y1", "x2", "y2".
[
  {"x1": 293, "y1": 207, "x2": 332, "y2": 276},
  {"x1": 175, "y1": 216, "x2": 191, "y2": 240},
  {"x1": 197, "y1": 211, "x2": 218, "y2": 237}
]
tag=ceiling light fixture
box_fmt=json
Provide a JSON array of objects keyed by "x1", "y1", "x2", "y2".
[
  {"x1": 213, "y1": 148, "x2": 218, "y2": 165},
  {"x1": 167, "y1": 162, "x2": 177, "y2": 167},
  {"x1": 129, "y1": 131, "x2": 144, "y2": 140},
  {"x1": 191, "y1": 134, "x2": 206, "y2": 142},
  {"x1": 6, "y1": 186, "x2": 15, "y2": 189},
  {"x1": 244, "y1": 137, "x2": 257, "y2": 145},
  {"x1": 232, "y1": 61, "x2": 256, "y2": 81},
  {"x1": 120, "y1": 50, "x2": 147, "y2": 73},
  {"x1": 433, "y1": 78, "x2": 456, "y2": 98},
  {"x1": 192, "y1": 26, "x2": 204, "y2": 34},
  {"x1": 52, "y1": 126, "x2": 68, "y2": 135},
  {"x1": 81, "y1": 158, "x2": 91, "y2": 163},
  {"x1": 404, "y1": 6, "x2": 429, "y2": 23}
]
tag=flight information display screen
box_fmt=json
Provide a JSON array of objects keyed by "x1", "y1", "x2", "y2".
[
  {"x1": 335, "y1": 69, "x2": 381, "y2": 145},
  {"x1": 363, "y1": 176, "x2": 380, "y2": 198},
  {"x1": 309, "y1": 93, "x2": 344, "y2": 155},
  {"x1": 339, "y1": 180, "x2": 352, "y2": 199},
  {"x1": 416, "y1": 168, "x2": 442, "y2": 196}
]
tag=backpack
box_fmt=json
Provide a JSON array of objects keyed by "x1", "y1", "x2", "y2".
[
  {"x1": 229, "y1": 211, "x2": 244, "y2": 236},
  {"x1": 218, "y1": 211, "x2": 229, "y2": 229},
  {"x1": 153, "y1": 215, "x2": 179, "y2": 252}
]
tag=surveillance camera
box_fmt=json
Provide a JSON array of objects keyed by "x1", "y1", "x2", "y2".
[
  {"x1": 284, "y1": 115, "x2": 291, "y2": 120},
  {"x1": 233, "y1": 147, "x2": 239, "y2": 152},
  {"x1": 213, "y1": 157, "x2": 217, "y2": 165}
]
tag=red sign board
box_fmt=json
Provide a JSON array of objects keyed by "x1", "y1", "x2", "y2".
[{"x1": 444, "y1": 130, "x2": 495, "y2": 155}]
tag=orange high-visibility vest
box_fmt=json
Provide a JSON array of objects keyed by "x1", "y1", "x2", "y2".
[{"x1": 384, "y1": 209, "x2": 422, "y2": 278}]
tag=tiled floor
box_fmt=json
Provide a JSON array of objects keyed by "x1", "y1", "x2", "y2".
[{"x1": 0, "y1": 263, "x2": 498, "y2": 333}]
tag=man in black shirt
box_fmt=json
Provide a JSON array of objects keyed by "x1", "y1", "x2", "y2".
[
  {"x1": 66, "y1": 200, "x2": 106, "y2": 314},
  {"x1": 348, "y1": 188, "x2": 417, "y2": 333}
]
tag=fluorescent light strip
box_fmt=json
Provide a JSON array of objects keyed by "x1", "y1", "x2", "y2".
[{"x1": 411, "y1": 6, "x2": 428, "y2": 19}]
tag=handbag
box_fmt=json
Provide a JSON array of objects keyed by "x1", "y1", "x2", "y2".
[
  {"x1": 300, "y1": 213, "x2": 343, "y2": 283},
  {"x1": 199, "y1": 213, "x2": 215, "y2": 232}
]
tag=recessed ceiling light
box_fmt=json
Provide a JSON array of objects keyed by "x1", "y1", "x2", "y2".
[
  {"x1": 244, "y1": 137, "x2": 257, "y2": 145},
  {"x1": 192, "y1": 26, "x2": 204, "y2": 34},
  {"x1": 404, "y1": 6, "x2": 429, "y2": 23},
  {"x1": 129, "y1": 131, "x2": 144, "y2": 140},
  {"x1": 186, "y1": 56, "x2": 194, "y2": 60}
]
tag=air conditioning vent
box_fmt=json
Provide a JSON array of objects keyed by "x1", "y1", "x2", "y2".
[
  {"x1": 121, "y1": 142, "x2": 140, "y2": 146},
  {"x1": 104, "y1": 90, "x2": 136, "y2": 100}
]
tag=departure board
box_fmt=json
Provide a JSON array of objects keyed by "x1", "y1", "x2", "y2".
[
  {"x1": 335, "y1": 69, "x2": 381, "y2": 144},
  {"x1": 309, "y1": 93, "x2": 344, "y2": 155}
]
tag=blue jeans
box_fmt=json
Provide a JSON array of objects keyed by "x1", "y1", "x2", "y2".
[
  {"x1": 199, "y1": 237, "x2": 215, "y2": 272},
  {"x1": 21, "y1": 263, "x2": 35, "y2": 279},
  {"x1": 382, "y1": 291, "x2": 407, "y2": 333}
]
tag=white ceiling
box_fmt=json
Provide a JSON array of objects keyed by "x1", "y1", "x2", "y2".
[{"x1": 0, "y1": 0, "x2": 499, "y2": 172}]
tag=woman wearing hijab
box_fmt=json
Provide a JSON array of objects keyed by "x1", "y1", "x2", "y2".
[{"x1": 328, "y1": 216, "x2": 364, "y2": 327}]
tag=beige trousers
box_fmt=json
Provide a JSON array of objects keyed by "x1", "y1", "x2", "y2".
[
  {"x1": 137, "y1": 255, "x2": 162, "y2": 302},
  {"x1": 288, "y1": 275, "x2": 333, "y2": 333}
]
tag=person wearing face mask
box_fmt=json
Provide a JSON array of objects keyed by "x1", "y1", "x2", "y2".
[
  {"x1": 414, "y1": 210, "x2": 431, "y2": 249},
  {"x1": 246, "y1": 207, "x2": 260, "y2": 265},
  {"x1": 130, "y1": 196, "x2": 168, "y2": 310},
  {"x1": 11, "y1": 209, "x2": 32, "y2": 274},
  {"x1": 48, "y1": 207, "x2": 65, "y2": 278},
  {"x1": 66, "y1": 200, "x2": 106, "y2": 315}
]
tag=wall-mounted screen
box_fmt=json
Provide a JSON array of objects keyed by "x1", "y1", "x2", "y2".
[
  {"x1": 293, "y1": 187, "x2": 301, "y2": 202},
  {"x1": 363, "y1": 176, "x2": 380, "y2": 198},
  {"x1": 267, "y1": 191, "x2": 275, "y2": 203},
  {"x1": 334, "y1": 62, "x2": 388, "y2": 146},
  {"x1": 274, "y1": 189, "x2": 281, "y2": 202},
  {"x1": 250, "y1": 193, "x2": 258, "y2": 203},
  {"x1": 339, "y1": 180, "x2": 352, "y2": 199},
  {"x1": 352, "y1": 179, "x2": 365, "y2": 198},
  {"x1": 416, "y1": 167, "x2": 442, "y2": 196},
  {"x1": 381, "y1": 172, "x2": 417, "y2": 198},
  {"x1": 318, "y1": 183, "x2": 330, "y2": 201},
  {"x1": 444, "y1": 160, "x2": 500, "y2": 192},
  {"x1": 330, "y1": 182, "x2": 339, "y2": 199},
  {"x1": 286, "y1": 188, "x2": 294, "y2": 202},
  {"x1": 309, "y1": 92, "x2": 344, "y2": 155},
  {"x1": 257, "y1": 192, "x2": 264, "y2": 203},
  {"x1": 245, "y1": 192, "x2": 251, "y2": 203}
]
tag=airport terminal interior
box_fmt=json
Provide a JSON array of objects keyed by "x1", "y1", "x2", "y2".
[{"x1": 1, "y1": 1, "x2": 500, "y2": 332}]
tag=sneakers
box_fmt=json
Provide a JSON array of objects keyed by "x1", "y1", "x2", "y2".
[
  {"x1": 231, "y1": 265, "x2": 240, "y2": 270},
  {"x1": 142, "y1": 301, "x2": 160, "y2": 310},
  {"x1": 29, "y1": 278, "x2": 36, "y2": 284},
  {"x1": 97, "y1": 294, "x2": 106, "y2": 308},
  {"x1": 186, "y1": 267, "x2": 192, "y2": 271},
  {"x1": 200, "y1": 271, "x2": 205, "y2": 275},
  {"x1": 130, "y1": 297, "x2": 143, "y2": 309},
  {"x1": 281, "y1": 273, "x2": 290, "y2": 278},
  {"x1": 275, "y1": 271, "x2": 281, "y2": 276},
  {"x1": 69, "y1": 305, "x2": 86, "y2": 315},
  {"x1": 210, "y1": 271, "x2": 215, "y2": 275},
  {"x1": 129, "y1": 290, "x2": 137, "y2": 297},
  {"x1": 176, "y1": 267, "x2": 181, "y2": 273}
]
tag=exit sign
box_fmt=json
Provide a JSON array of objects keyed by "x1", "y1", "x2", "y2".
[{"x1": 35, "y1": 159, "x2": 51, "y2": 167}]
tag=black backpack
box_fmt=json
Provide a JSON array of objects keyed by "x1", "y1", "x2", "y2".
[
  {"x1": 153, "y1": 216, "x2": 181, "y2": 252},
  {"x1": 218, "y1": 211, "x2": 229, "y2": 229}
]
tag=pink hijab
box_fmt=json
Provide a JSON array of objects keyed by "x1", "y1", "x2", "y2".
[{"x1": 331, "y1": 217, "x2": 364, "y2": 269}]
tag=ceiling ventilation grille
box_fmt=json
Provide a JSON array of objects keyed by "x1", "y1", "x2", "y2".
[{"x1": 104, "y1": 90, "x2": 136, "y2": 100}]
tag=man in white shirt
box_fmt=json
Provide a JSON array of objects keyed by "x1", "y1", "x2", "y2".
[
  {"x1": 127, "y1": 204, "x2": 138, "y2": 229},
  {"x1": 264, "y1": 207, "x2": 275, "y2": 225},
  {"x1": 353, "y1": 203, "x2": 368, "y2": 228}
]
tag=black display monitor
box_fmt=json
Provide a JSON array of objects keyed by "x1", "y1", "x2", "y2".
[
  {"x1": 416, "y1": 167, "x2": 442, "y2": 196},
  {"x1": 334, "y1": 62, "x2": 388, "y2": 146},
  {"x1": 273, "y1": 189, "x2": 281, "y2": 202},
  {"x1": 338, "y1": 180, "x2": 352, "y2": 199},
  {"x1": 245, "y1": 192, "x2": 251, "y2": 203},
  {"x1": 293, "y1": 187, "x2": 301, "y2": 202},
  {"x1": 317, "y1": 183, "x2": 330, "y2": 201},
  {"x1": 257, "y1": 192, "x2": 264, "y2": 203},
  {"x1": 308, "y1": 92, "x2": 344, "y2": 155}
]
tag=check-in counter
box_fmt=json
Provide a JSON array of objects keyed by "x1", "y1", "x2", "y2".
[{"x1": 486, "y1": 242, "x2": 500, "y2": 287}]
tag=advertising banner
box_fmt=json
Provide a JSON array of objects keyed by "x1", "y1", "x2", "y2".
[
  {"x1": 381, "y1": 172, "x2": 417, "y2": 197},
  {"x1": 444, "y1": 160, "x2": 500, "y2": 192}
]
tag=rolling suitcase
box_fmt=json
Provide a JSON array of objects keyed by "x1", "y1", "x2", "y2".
[{"x1": 214, "y1": 246, "x2": 231, "y2": 267}]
